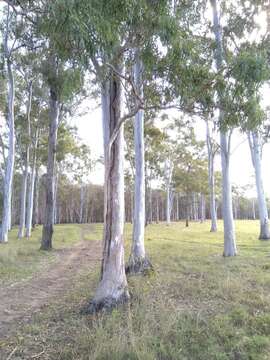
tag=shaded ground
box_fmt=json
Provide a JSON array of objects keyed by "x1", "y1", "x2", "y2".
[{"x1": 0, "y1": 224, "x2": 101, "y2": 340}]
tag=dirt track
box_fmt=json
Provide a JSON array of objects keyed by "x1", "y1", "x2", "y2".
[{"x1": 0, "y1": 225, "x2": 101, "y2": 339}]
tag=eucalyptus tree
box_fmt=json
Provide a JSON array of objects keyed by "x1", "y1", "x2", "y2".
[
  {"x1": 210, "y1": 0, "x2": 237, "y2": 256},
  {"x1": 248, "y1": 128, "x2": 270, "y2": 239},
  {"x1": 0, "y1": 4, "x2": 17, "y2": 242},
  {"x1": 205, "y1": 118, "x2": 219, "y2": 232},
  {"x1": 126, "y1": 50, "x2": 153, "y2": 274},
  {"x1": 17, "y1": 77, "x2": 33, "y2": 239}
]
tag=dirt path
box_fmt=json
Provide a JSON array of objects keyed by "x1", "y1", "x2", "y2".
[{"x1": 0, "y1": 225, "x2": 101, "y2": 339}]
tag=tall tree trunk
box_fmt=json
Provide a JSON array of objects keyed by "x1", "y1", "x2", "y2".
[
  {"x1": 252, "y1": 198, "x2": 256, "y2": 220},
  {"x1": 88, "y1": 64, "x2": 129, "y2": 312},
  {"x1": 156, "y1": 195, "x2": 159, "y2": 223},
  {"x1": 165, "y1": 159, "x2": 173, "y2": 226},
  {"x1": 26, "y1": 129, "x2": 39, "y2": 237},
  {"x1": 206, "y1": 120, "x2": 218, "y2": 232},
  {"x1": 32, "y1": 167, "x2": 39, "y2": 228},
  {"x1": 211, "y1": 0, "x2": 236, "y2": 256},
  {"x1": 53, "y1": 169, "x2": 59, "y2": 224},
  {"x1": 79, "y1": 184, "x2": 84, "y2": 224},
  {"x1": 18, "y1": 81, "x2": 32, "y2": 239},
  {"x1": 1, "y1": 60, "x2": 15, "y2": 243},
  {"x1": 200, "y1": 193, "x2": 205, "y2": 223},
  {"x1": 248, "y1": 131, "x2": 270, "y2": 240},
  {"x1": 41, "y1": 84, "x2": 60, "y2": 250},
  {"x1": 127, "y1": 51, "x2": 152, "y2": 274}
]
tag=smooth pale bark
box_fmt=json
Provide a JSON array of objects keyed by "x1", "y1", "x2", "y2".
[
  {"x1": 248, "y1": 131, "x2": 270, "y2": 240},
  {"x1": 88, "y1": 64, "x2": 129, "y2": 312},
  {"x1": 1, "y1": 60, "x2": 15, "y2": 243},
  {"x1": 18, "y1": 82, "x2": 32, "y2": 239},
  {"x1": 127, "y1": 52, "x2": 152, "y2": 274},
  {"x1": 53, "y1": 169, "x2": 59, "y2": 224},
  {"x1": 32, "y1": 167, "x2": 39, "y2": 228},
  {"x1": 206, "y1": 120, "x2": 218, "y2": 232},
  {"x1": 26, "y1": 130, "x2": 39, "y2": 237},
  {"x1": 41, "y1": 85, "x2": 60, "y2": 250},
  {"x1": 252, "y1": 199, "x2": 256, "y2": 220},
  {"x1": 165, "y1": 159, "x2": 173, "y2": 225},
  {"x1": 211, "y1": 0, "x2": 237, "y2": 256},
  {"x1": 200, "y1": 194, "x2": 206, "y2": 223}
]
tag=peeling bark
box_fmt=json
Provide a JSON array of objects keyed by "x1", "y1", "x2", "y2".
[{"x1": 86, "y1": 61, "x2": 129, "y2": 312}]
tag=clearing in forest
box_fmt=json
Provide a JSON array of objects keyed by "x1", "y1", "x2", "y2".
[{"x1": 1, "y1": 221, "x2": 270, "y2": 360}]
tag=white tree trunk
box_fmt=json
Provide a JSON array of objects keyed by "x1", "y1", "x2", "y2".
[
  {"x1": 220, "y1": 132, "x2": 237, "y2": 256},
  {"x1": 1, "y1": 60, "x2": 15, "y2": 243},
  {"x1": 211, "y1": 0, "x2": 236, "y2": 256},
  {"x1": 18, "y1": 81, "x2": 32, "y2": 239},
  {"x1": 127, "y1": 51, "x2": 152, "y2": 274},
  {"x1": 26, "y1": 129, "x2": 38, "y2": 238},
  {"x1": 88, "y1": 64, "x2": 129, "y2": 311},
  {"x1": 248, "y1": 131, "x2": 270, "y2": 240},
  {"x1": 165, "y1": 159, "x2": 173, "y2": 225},
  {"x1": 206, "y1": 120, "x2": 218, "y2": 232}
]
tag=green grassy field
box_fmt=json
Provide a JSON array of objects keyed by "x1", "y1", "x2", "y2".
[
  {"x1": 1, "y1": 221, "x2": 270, "y2": 359},
  {"x1": 0, "y1": 224, "x2": 83, "y2": 284}
]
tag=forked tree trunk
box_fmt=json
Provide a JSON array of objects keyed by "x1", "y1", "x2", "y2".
[
  {"x1": 41, "y1": 85, "x2": 60, "y2": 250},
  {"x1": 206, "y1": 120, "x2": 218, "y2": 232},
  {"x1": 87, "y1": 64, "x2": 129, "y2": 312},
  {"x1": 1, "y1": 60, "x2": 15, "y2": 243},
  {"x1": 18, "y1": 81, "x2": 32, "y2": 239},
  {"x1": 248, "y1": 131, "x2": 270, "y2": 240},
  {"x1": 211, "y1": 0, "x2": 236, "y2": 256},
  {"x1": 127, "y1": 52, "x2": 152, "y2": 275}
]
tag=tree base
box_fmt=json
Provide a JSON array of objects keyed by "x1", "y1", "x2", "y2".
[
  {"x1": 223, "y1": 251, "x2": 237, "y2": 257},
  {"x1": 81, "y1": 291, "x2": 130, "y2": 315},
  {"x1": 126, "y1": 256, "x2": 153, "y2": 275},
  {"x1": 259, "y1": 235, "x2": 270, "y2": 241}
]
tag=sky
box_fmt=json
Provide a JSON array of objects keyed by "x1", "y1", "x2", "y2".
[{"x1": 70, "y1": 100, "x2": 270, "y2": 198}]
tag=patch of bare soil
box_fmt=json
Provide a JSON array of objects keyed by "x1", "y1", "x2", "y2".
[{"x1": 0, "y1": 225, "x2": 101, "y2": 340}]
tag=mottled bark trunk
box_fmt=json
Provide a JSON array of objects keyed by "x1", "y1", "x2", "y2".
[
  {"x1": 248, "y1": 131, "x2": 270, "y2": 240},
  {"x1": 87, "y1": 63, "x2": 129, "y2": 312},
  {"x1": 127, "y1": 51, "x2": 152, "y2": 274},
  {"x1": 1, "y1": 60, "x2": 15, "y2": 243},
  {"x1": 41, "y1": 85, "x2": 60, "y2": 250},
  {"x1": 211, "y1": 0, "x2": 236, "y2": 256}
]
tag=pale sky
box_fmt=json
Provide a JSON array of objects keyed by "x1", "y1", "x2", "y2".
[{"x1": 70, "y1": 101, "x2": 270, "y2": 198}]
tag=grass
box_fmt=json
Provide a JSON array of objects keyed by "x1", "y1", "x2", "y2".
[
  {"x1": 2, "y1": 220, "x2": 270, "y2": 359},
  {"x1": 0, "y1": 224, "x2": 83, "y2": 284}
]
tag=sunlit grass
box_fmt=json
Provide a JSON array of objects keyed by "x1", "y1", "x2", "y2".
[
  {"x1": 0, "y1": 224, "x2": 83, "y2": 284},
  {"x1": 2, "y1": 220, "x2": 270, "y2": 359}
]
